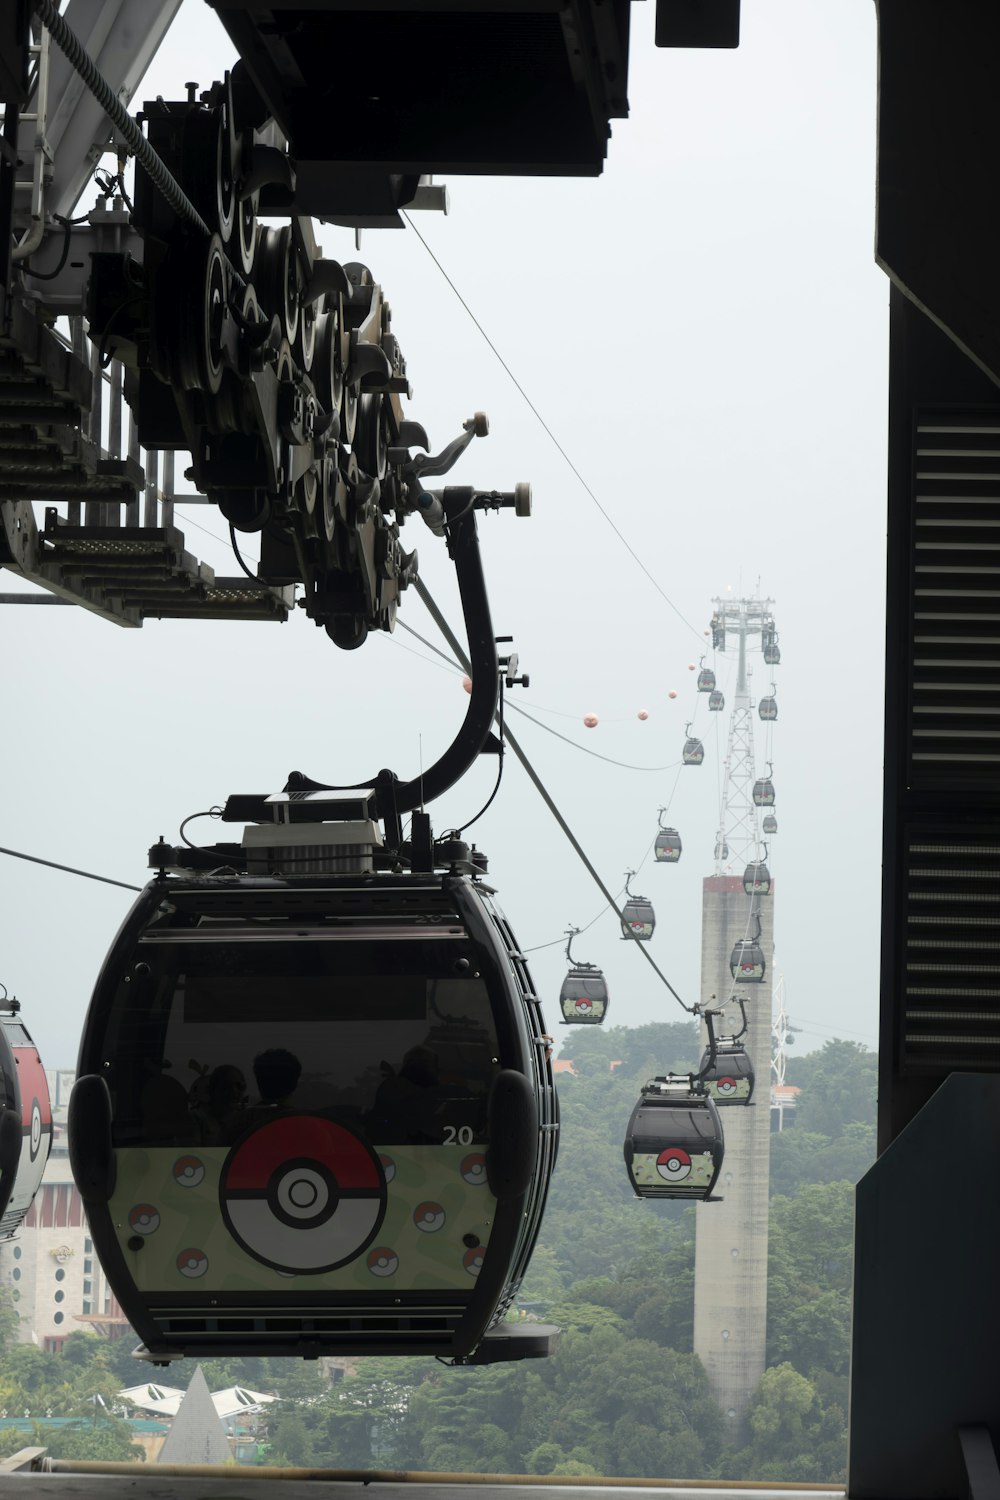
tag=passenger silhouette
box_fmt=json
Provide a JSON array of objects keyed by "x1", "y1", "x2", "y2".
[
  {"x1": 245, "y1": 1048, "x2": 302, "y2": 1126},
  {"x1": 194, "y1": 1064, "x2": 248, "y2": 1143},
  {"x1": 371, "y1": 1045, "x2": 447, "y2": 1142}
]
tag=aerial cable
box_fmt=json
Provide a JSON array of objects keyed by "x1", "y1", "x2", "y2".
[
  {"x1": 401, "y1": 211, "x2": 703, "y2": 646},
  {"x1": 396, "y1": 620, "x2": 682, "y2": 774},
  {"x1": 0, "y1": 845, "x2": 141, "y2": 893},
  {"x1": 413, "y1": 578, "x2": 697, "y2": 1015}
]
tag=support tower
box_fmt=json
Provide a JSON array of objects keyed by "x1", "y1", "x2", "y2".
[{"x1": 693, "y1": 597, "x2": 777, "y2": 1436}]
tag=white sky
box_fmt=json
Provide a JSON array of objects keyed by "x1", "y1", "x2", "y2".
[{"x1": 1, "y1": 0, "x2": 885, "y2": 1068}]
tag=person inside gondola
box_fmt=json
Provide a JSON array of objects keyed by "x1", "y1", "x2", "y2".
[
  {"x1": 194, "y1": 1064, "x2": 249, "y2": 1144},
  {"x1": 246, "y1": 1048, "x2": 302, "y2": 1126}
]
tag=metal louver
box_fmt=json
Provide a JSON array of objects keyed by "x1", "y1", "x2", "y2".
[
  {"x1": 910, "y1": 411, "x2": 1000, "y2": 785},
  {"x1": 903, "y1": 831, "x2": 1000, "y2": 1070}
]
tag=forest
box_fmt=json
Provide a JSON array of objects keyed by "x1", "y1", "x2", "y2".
[{"x1": 0, "y1": 1026, "x2": 877, "y2": 1481}]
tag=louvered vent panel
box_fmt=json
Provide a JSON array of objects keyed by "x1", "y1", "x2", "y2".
[
  {"x1": 903, "y1": 831, "x2": 1000, "y2": 1070},
  {"x1": 909, "y1": 412, "x2": 1000, "y2": 785}
]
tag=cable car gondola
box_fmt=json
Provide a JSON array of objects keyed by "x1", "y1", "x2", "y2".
[
  {"x1": 742, "y1": 857, "x2": 771, "y2": 896},
  {"x1": 68, "y1": 489, "x2": 560, "y2": 1367},
  {"x1": 0, "y1": 992, "x2": 52, "y2": 1238},
  {"x1": 730, "y1": 938, "x2": 766, "y2": 983},
  {"x1": 752, "y1": 766, "x2": 775, "y2": 807},
  {"x1": 699, "y1": 1000, "x2": 754, "y2": 1105},
  {"x1": 758, "y1": 691, "x2": 778, "y2": 722},
  {"x1": 763, "y1": 640, "x2": 781, "y2": 666},
  {"x1": 762, "y1": 813, "x2": 778, "y2": 836},
  {"x1": 708, "y1": 689, "x2": 725, "y2": 712},
  {"x1": 621, "y1": 871, "x2": 655, "y2": 941},
  {"x1": 714, "y1": 837, "x2": 729, "y2": 862},
  {"x1": 69, "y1": 796, "x2": 559, "y2": 1366},
  {"x1": 623, "y1": 1013, "x2": 724, "y2": 1199},
  {"x1": 559, "y1": 929, "x2": 609, "y2": 1024},
  {"x1": 696, "y1": 659, "x2": 716, "y2": 693},
  {"x1": 653, "y1": 810, "x2": 681, "y2": 864},
  {"x1": 682, "y1": 724, "x2": 704, "y2": 766}
]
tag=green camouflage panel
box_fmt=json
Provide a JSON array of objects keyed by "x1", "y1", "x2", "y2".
[
  {"x1": 112, "y1": 1138, "x2": 494, "y2": 1291},
  {"x1": 629, "y1": 1149, "x2": 716, "y2": 1193}
]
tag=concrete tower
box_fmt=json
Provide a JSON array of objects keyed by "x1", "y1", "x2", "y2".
[{"x1": 692, "y1": 598, "x2": 777, "y2": 1437}]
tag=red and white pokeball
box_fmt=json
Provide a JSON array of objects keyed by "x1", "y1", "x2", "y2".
[
  {"x1": 574, "y1": 997, "x2": 593, "y2": 1014},
  {"x1": 220, "y1": 1116, "x2": 386, "y2": 1274},
  {"x1": 460, "y1": 1153, "x2": 486, "y2": 1186},
  {"x1": 128, "y1": 1204, "x2": 160, "y2": 1236},
  {"x1": 173, "y1": 1156, "x2": 205, "y2": 1189},
  {"x1": 414, "y1": 1201, "x2": 446, "y2": 1233},
  {"x1": 177, "y1": 1248, "x2": 209, "y2": 1278},
  {"x1": 463, "y1": 1246, "x2": 485, "y2": 1277},
  {"x1": 656, "y1": 1147, "x2": 692, "y2": 1182},
  {"x1": 367, "y1": 1246, "x2": 399, "y2": 1278},
  {"x1": 716, "y1": 1077, "x2": 738, "y2": 1097}
]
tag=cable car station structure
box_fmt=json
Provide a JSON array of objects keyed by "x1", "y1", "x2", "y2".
[{"x1": 3, "y1": 2, "x2": 1000, "y2": 1497}]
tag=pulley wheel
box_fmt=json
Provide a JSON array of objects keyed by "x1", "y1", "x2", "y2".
[
  {"x1": 299, "y1": 467, "x2": 319, "y2": 519},
  {"x1": 294, "y1": 296, "x2": 316, "y2": 375},
  {"x1": 236, "y1": 190, "x2": 258, "y2": 278},
  {"x1": 356, "y1": 393, "x2": 387, "y2": 481},
  {"x1": 312, "y1": 305, "x2": 344, "y2": 420},
  {"x1": 169, "y1": 235, "x2": 228, "y2": 395},
  {"x1": 182, "y1": 109, "x2": 235, "y2": 246},
  {"x1": 278, "y1": 225, "x2": 300, "y2": 347},
  {"x1": 321, "y1": 456, "x2": 341, "y2": 543},
  {"x1": 341, "y1": 379, "x2": 358, "y2": 445}
]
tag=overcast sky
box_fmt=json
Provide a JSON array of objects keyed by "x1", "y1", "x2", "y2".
[{"x1": 1, "y1": 0, "x2": 885, "y2": 1070}]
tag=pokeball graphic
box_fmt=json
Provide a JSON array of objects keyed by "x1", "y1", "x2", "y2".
[
  {"x1": 128, "y1": 1204, "x2": 160, "y2": 1236},
  {"x1": 656, "y1": 1147, "x2": 692, "y2": 1183},
  {"x1": 367, "y1": 1246, "x2": 399, "y2": 1278},
  {"x1": 460, "y1": 1153, "x2": 486, "y2": 1186},
  {"x1": 173, "y1": 1156, "x2": 205, "y2": 1189},
  {"x1": 740, "y1": 964, "x2": 756, "y2": 975},
  {"x1": 13, "y1": 1049, "x2": 50, "y2": 1165},
  {"x1": 220, "y1": 1116, "x2": 386, "y2": 1274},
  {"x1": 379, "y1": 1154, "x2": 396, "y2": 1183},
  {"x1": 463, "y1": 1246, "x2": 485, "y2": 1277},
  {"x1": 414, "y1": 1201, "x2": 446, "y2": 1233},
  {"x1": 630, "y1": 922, "x2": 645, "y2": 933},
  {"x1": 177, "y1": 1248, "x2": 209, "y2": 1278},
  {"x1": 716, "y1": 1077, "x2": 738, "y2": 1098},
  {"x1": 574, "y1": 998, "x2": 593, "y2": 1014}
]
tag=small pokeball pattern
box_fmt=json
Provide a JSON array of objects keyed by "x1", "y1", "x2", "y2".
[
  {"x1": 656, "y1": 1147, "x2": 692, "y2": 1183},
  {"x1": 173, "y1": 1156, "x2": 205, "y2": 1188},
  {"x1": 715, "y1": 1077, "x2": 738, "y2": 1097},
  {"x1": 379, "y1": 1154, "x2": 396, "y2": 1183},
  {"x1": 128, "y1": 1204, "x2": 160, "y2": 1236},
  {"x1": 367, "y1": 1246, "x2": 399, "y2": 1277},
  {"x1": 177, "y1": 1248, "x2": 209, "y2": 1278},
  {"x1": 414, "y1": 1201, "x2": 446, "y2": 1233},
  {"x1": 460, "y1": 1153, "x2": 486, "y2": 1186},
  {"x1": 463, "y1": 1247, "x2": 484, "y2": 1277}
]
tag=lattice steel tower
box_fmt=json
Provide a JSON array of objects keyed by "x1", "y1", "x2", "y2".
[{"x1": 693, "y1": 595, "x2": 778, "y2": 1438}]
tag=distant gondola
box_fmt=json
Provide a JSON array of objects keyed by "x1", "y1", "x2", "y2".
[
  {"x1": 699, "y1": 1000, "x2": 753, "y2": 1106},
  {"x1": 682, "y1": 724, "x2": 704, "y2": 766},
  {"x1": 708, "y1": 690, "x2": 724, "y2": 712},
  {"x1": 743, "y1": 860, "x2": 771, "y2": 896},
  {"x1": 654, "y1": 810, "x2": 681, "y2": 864},
  {"x1": 697, "y1": 660, "x2": 716, "y2": 693},
  {"x1": 68, "y1": 789, "x2": 559, "y2": 1366},
  {"x1": 714, "y1": 837, "x2": 729, "y2": 862},
  {"x1": 763, "y1": 641, "x2": 781, "y2": 666},
  {"x1": 759, "y1": 694, "x2": 777, "y2": 722},
  {"x1": 730, "y1": 938, "x2": 766, "y2": 982},
  {"x1": 762, "y1": 813, "x2": 778, "y2": 835},
  {"x1": 752, "y1": 768, "x2": 775, "y2": 807},
  {"x1": 559, "y1": 929, "x2": 609, "y2": 1024}
]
